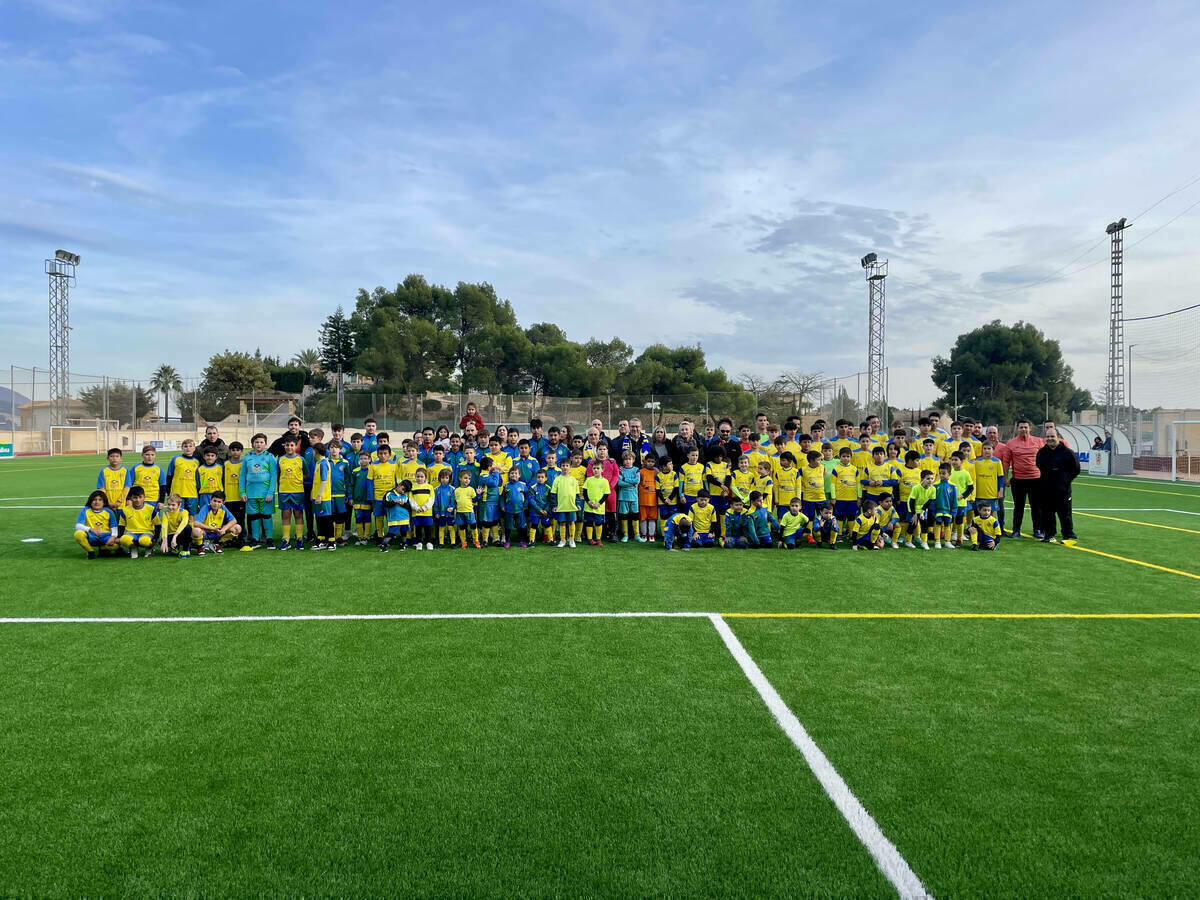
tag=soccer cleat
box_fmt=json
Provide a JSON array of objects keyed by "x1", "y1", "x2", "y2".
[
  {"x1": 213, "y1": 546, "x2": 223, "y2": 554},
  {"x1": 179, "y1": 550, "x2": 190, "y2": 558},
  {"x1": 634, "y1": 536, "x2": 646, "y2": 543},
  {"x1": 473, "y1": 541, "x2": 481, "y2": 549},
  {"x1": 934, "y1": 542, "x2": 942, "y2": 549},
  {"x1": 1010, "y1": 530, "x2": 1022, "y2": 539},
  {"x1": 568, "y1": 540, "x2": 576, "y2": 548},
  {"x1": 620, "y1": 535, "x2": 628, "y2": 543},
  {"x1": 356, "y1": 539, "x2": 368, "y2": 547},
  {"x1": 414, "y1": 543, "x2": 422, "y2": 551},
  {"x1": 1033, "y1": 531, "x2": 1045, "y2": 540},
  {"x1": 196, "y1": 548, "x2": 205, "y2": 557},
  {"x1": 1048, "y1": 536, "x2": 1058, "y2": 544},
  {"x1": 379, "y1": 544, "x2": 389, "y2": 553},
  {"x1": 806, "y1": 535, "x2": 815, "y2": 545},
  {"x1": 519, "y1": 541, "x2": 527, "y2": 548},
  {"x1": 945, "y1": 543, "x2": 955, "y2": 550},
  {"x1": 425, "y1": 542, "x2": 433, "y2": 551},
  {"x1": 294, "y1": 539, "x2": 305, "y2": 550},
  {"x1": 87, "y1": 551, "x2": 97, "y2": 560},
  {"x1": 920, "y1": 541, "x2": 930, "y2": 550},
  {"x1": 904, "y1": 540, "x2": 915, "y2": 548},
  {"x1": 503, "y1": 541, "x2": 510, "y2": 549},
  {"x1": 130, "y1": 548, "x2": 139, "y2": 559},
  {"x1": 851, "y1": 545, "x2": 860, "y2": 551},
  {"x1": 557, "y1": 540, "x2": 566, "y2": 548}
]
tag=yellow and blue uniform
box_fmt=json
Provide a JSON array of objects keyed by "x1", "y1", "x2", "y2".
[
  {"x1": 486, "y1": 451, "x2": 512, "y2": 477},
  {"x1": 656, "y1": 470, "x2": 680, "y2": 512},
  {"x1": 278, "y1": 453, "x2": 307, "y2": 511},
  {"x1": 367, "y1": 459, "x2": 398, "y2": 518},
  {"x1": 549, "y1": 472, "x2": 580, "y2": 522},
  {"x1": 514, "y1": 456, "x2": 540, "y2": 484},
  {"x1": 730, "y1": 467, "x2": 757, "y2": 505},
  {"x1": 126, "y1": 462, "x2": 165, "y2": 507},
  {"x1": 118, "y1": 503, "x2": 156, "y2": 551},
  {"x1": 972, "y1": 514, "x2": 1002, "y2": 548},
  {"x1": 897, "y1": 465, "x2": 924, "y2": 520},
  {"x1": 972, "y1": 456, "x2": 1005, "y2": 508},
  {"x1": 222, "y1": 459, "x2": 242, "y2": 503},
  {"x1": 662, "y1": 511, "x2": 692, "y2": 550},
  {"x1": 690, "y1": 501, "x2": 716, "y2": 546},
  {"x1": 831, "y1": 463, "x2": 860, "y2": 520},
  {"x1": 194, "y1": 502, "x2": 236, "y2": 542},
  {"x1": 679, "y1": 461, "x2": 706, "y2": 507},
  {"x1": 704, "y1": 461, "x2": 731, "y2": 505},
  {"x1": 196, "y1": 462, "x2": 223, "y2": 506},
  {"x1": 398, "y1": 456, "x2": 423, "y2": 484},
  {"x1": 875, "y1": 504, "x2": 900, "y2": 542},
  {"x1": 851, "y1": 511, "x2": 880, "y2": 546},
  {"x1": 96, "y1": 465, "x2": 128, "y2": 508},
  {"x1": 166, "y1": 454, "x2": 201, "y2": 512},
  {"x1": 426, "y1": 462, "x2": 453, "y2": 489},
  {"x1": 753, "y1": 473, "x2": 774, "y2": 510},
  {"x1": 311, "y1": 456, "x2": 332, "y2": 516},
  {"x1": 74, "y1": 505, "x2": 118, "y2": 551},
  {"x1": 383, "y1": 489, "x2": 411, "y2": 533},
  {"x1": 798, "y1": 463, "x2": 826, "y2": 521},
  {"x1": 453, "y1": 484, "x2": 477, "y2": 528},
  {"x1": 772, "y1": 464, "x2": 802, "y2": 516},
  {"x1": 329, "y1": 457, "x2": 350, "y2": 516},
  {"x1": 778, "y1": 510, "x2": 809, "y2": 547},
  {"x1": 948, "y1": 468, "x2": 973, "y2": 518},
  {"x1": 860, "y1": 461, "x2": 898, "y2": 507},
  {"x1": 851, "y1": 447, "x2": 874, "y2": 471}
]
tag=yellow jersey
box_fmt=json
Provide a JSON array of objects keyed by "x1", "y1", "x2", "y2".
[
  {"x1": 398, "y1": 457, "x2": 423, "y2": 484},
  {"x1": 973, "y1": 457, "x2": 1004, "y2": 500},
  {"x1": 486, "y1": 451, "x2": 512, "y2": 476},
  {"x1": 851, "y1": 448, "x2": 874, "y2": 470},
  {"x1": 680, "y1": 462, "x2": 706, "y2": 498},
  {"x1": 876, "y1": 505, "x2": 899, "y2": 531},
  {"x1": 168, "y1": 455, "x2": 201, "y2": 499},
  {"x1": 773, "y1": 465, "x2": 801, "y2": 505},
  {"x1": 96, "y1": 466, "x2": 128, "y2": 507},
  {"x1": 155, "y1": 506, "x2": 190, "y2": 535},
  {"x1": 975, "y1": 515, "x2": 1002, "y2": 541},
  {"x1": 691, "y1": 502, "x2": 716, "y2": 534},
  {"x1": 120, "y1": 504, "x2": 156, "y2": 534},
  {"x1": 730, "y1": 468, "x2": 757, "y2": 503},
  {"x1": 799, "y1": 464, "x2": 827, "y2": 502},
  {"x1": 369, "y1": 460, "x2": 399, "y2": 500},
  {"x1": 861, "y1": 462, "x2": 895, "y2": 498},
  {"x1": 851, "y1": 513, "x2": 879, "y2": 539},
  {"x1": 779, "y1": 510, "x2": 809, "y2": 538},
  {"x1": 222, "y1": 460, "x2": 242, "y2": 501},
  {"x1": 426, "y1": 462, "x2": 453, "y2": 488},
  {"x1": 453, "y1": 485, "x2": 477, "y2": 515},
  {"x1": 127, "y1": 463, "x2": 164, "y2": 504},
  {"x1": 918, "y1": 455, "x2": 941, "y2": 478},
  {"x1": 704, "y1": 461, "x2": 731, "y2": 496},
  {"x1": 832, "y1": 463, "x2": 860, "y2": 502},
  {"x1": 197, "y1": 462, "x2": 224, "y2": 497},
  {"x1": 753, "y1": 474, "x2": 774, "y2": 509},
  {"x1": 278, "y1": 455, "x2": 306, "y2": 493},
  {"x1": 311, "y1": 458, "x2": 332, "y2": 503},
  {"x1": 897, "y1": 465, "x2": 924, "y2": 503},
  {"x1": 828, "y1": 437, "x2": 858, "y2": 458}
]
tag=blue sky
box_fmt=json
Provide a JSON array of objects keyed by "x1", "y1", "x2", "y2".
[{"x1": 3, "y1": 0, "x2": 1200, "y2": 407}]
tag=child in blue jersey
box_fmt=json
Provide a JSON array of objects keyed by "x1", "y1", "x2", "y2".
[
  {"x1": 477, "y1": 457, "x2": 503, "y2": 546},
  {"x1": 526, "y1": 469, "x2": 552, "y2": 544},
  {"x1": 310, "y1": 443, "x2": 335, "y2": 550},
  {"x1": 722, "y1": 498, "x2": 750, "y2": 548},
  {"x1": 746, "y1": 492, "x2": 778, "y2": 548},
  {"x1": 815, "y1": 503, "x2": 840, "y2": 549},
  {"x1": 501, "y1": 468, "x2": 528, "y2": 548},
  {"x1": 933, "y1": 463, "x2": 959, "y2": 549},
  {"x1": 380, "y1": 480, "x2": 412, "y2": 552},
  {"x1": 351, "y1": 450, "x2": 374, "y2": 545},
  {"x1": 75, "y1": 490, "x2": 119, "y2": 558},
  {"x1": 238, "y1": 433, "x2": 276, "y2": 548},
  {"x1": 434, "y1": 468, "x2": 457, "y2": 547},
  {"x1": 662, "y1": 512, "x2": 692, "y2": 551},
  {"x1": 328, "y1": 441, "x2": 351, "y2": 545},
  {"x1": 191, "y1": 490, "x2": 242, "y2": 555},
  {"x1": 616, "y1": 451, "x2": 643, "y2": 543},
  {"x1": 514, "y1": 440, "x2": 540, "y2": 484}
]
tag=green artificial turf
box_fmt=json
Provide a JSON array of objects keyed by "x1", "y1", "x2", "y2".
[
  {"x1": 2, "y1": 455, "x2": 1199, "y2": 896},
  {"x1": 730, "y1": 618, "x2": 1200, "y2": 898}
]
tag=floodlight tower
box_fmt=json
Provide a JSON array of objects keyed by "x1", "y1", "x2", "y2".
[
  {"x1": 1104, "y1": 218, "x2": 1128, "y2": 433},
  {"x1": 45, "y1": 249, "x2": 79, "y2": 427},
  {"x1": 861, "y1": 252, "x2": 887, "y2": 422}
]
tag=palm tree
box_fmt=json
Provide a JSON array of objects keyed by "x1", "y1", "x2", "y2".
[
  {"x1": 292, "y1": 348, "x2": 320, "y2": 374},
  {"x1": 149, "y1": 363, "x2": 182, "y2": 422}
]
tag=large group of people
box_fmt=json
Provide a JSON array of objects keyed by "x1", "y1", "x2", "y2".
[{"x1": 74, "y1": 402, "x2": 1080, "y2": 558}]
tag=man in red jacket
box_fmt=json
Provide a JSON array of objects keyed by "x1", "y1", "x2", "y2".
[{"x1": 1004, "y1": 419, "x2": 1045, "y2": 539}]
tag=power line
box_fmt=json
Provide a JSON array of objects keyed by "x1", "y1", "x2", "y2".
[
  {"x1": 1122, "y1": 301, "x2": 1200, "y2": 322},
  {"x1": 1126, "y1": 195, "x2": 1200, "y2": 250}
]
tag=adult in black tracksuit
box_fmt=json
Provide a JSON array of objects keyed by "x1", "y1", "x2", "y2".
[{"x1": 1035, "y1": 428, "x2": 1079, "y2": 543}]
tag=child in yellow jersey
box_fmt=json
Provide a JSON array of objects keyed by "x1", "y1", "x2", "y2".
[
  {"x1": 771, "y1": 451, "x2": 801, "y2": 520},
  {"x1": 875, "y1": 494, "x2": 901, "y2": 549},
  {"x1": 897, "y1": 451, "x2": 924, "y2": 532},
  {"x1": 196, "y1": 448, "x2": 224, "y2": 509},
  {"x1": 689, "y1": 492, "x2": 717, "y2": 547},
  {"x1": 861, "y1": 445, "x2": 897, "y2": 509},
  {"x1": 567, "y1": 453, "x2": 588, "y2": 543},
  {"x1": 799, "y1": 450, "x2": 828, "y2": 533},
  {"x1": 118, "y1": 486, "x2": 157, "y2": 558},
  {"x1": 656, "y1": 458, "x2": 680, "y2": 516},
  {"x1": 156, "y1": 493, "x2": 192, "y2": 557},
  {"x1": 831, "y1": 447, "x2": 861, "y2": 538},
  {"x1": 948, "y1": 452, "x2": 975, "y2": 546},
  {"x1": 679, "y1": 449, "x2": 706, "y2": 512},
  {"x1": 850, "y1": 498, "x2": 882, "y2": 550},
  {"x1": 754, "y1": 460, "x2": 774, "y2": 510},
  {"x1": 918, "y1": 438, "x2": 941, "y2": 477},
  {"x1": 366, "y1": 444, "x2": 399, "y2": 543},
  {"x1": 167, "y1": 439, "x2": 202, "y2": 514},
  {"x1": 969, "y1": 500, "x2": 1002, "y2": 550},
  {"x1": 75, "y1": 489, "x2": 119, "y2": 558},
  {"x1": 730, "y1": 454, "x2": 756, "y2": 506},
  {"x1": 96, "y1": 448, "x2": 128, "y2": 510},
  {"x1": 223, "y1": 441, "x2": 245, "y2": 542},
  {"x1": 276, "y1": 436, "x2": 308, "y2": 549},
  {"x1": 851, "y1": 434, "x2": 874, "y2": 471},
  {"x1": 126, "y1": 445, "x2": 165, "y2": 510},
  {"x1": 549, "y1": 458, "x2": 581, "y2": 548},
  {"x1": 777, "y1": 497, "x2": 809, "y2": 549},
  {"x1": 486, "y1": 437, "x2": 513, "y2": 477},
  {"x1": 454, "y1": 469, "x2": 481, "y2": 548},
  {"x1": 191, "y1": 490, "x2": 241, "y2": 554},
  {"x1": 398, "y1": 441, "x2": 423, "y2": 484},
  {"x1": 820, "y1": 443, "x2": 837, "y2": 501},
  {"x1": 973, "y1": 441, "x2": 1006, "y2": 528}
]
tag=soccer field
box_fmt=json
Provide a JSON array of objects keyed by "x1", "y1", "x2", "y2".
[{"x1": 2, "y1": 456, "x2": 1199, "y2": 897}]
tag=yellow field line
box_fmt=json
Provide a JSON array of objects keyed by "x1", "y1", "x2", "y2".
[
  {"x1": 1061, "y1": 543, "x2": 1200, "y2": 581},
  {"x1": 1075, "y1": 511, "x2": 1200, "y2": 534},
  {"x1": 1080, "y1": 481, "x2": 1200, "y2": 499},
  {"x1": 722, "y1": 613, "x2": 1200, "y2": 619}
]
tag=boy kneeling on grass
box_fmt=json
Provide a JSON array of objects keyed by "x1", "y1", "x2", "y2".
[
  {"x1": 75, "y1": 490, "x2": 119, "y2": 559},
  {"x1": 191, "y1": 491, "x2": 242, "y2": 556},
  {"x1": 969, "y1": 500, "x2": 1002, "y2": 550}
]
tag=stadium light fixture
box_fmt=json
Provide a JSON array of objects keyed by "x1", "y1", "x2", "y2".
[
  {"x1": 860, "y1": 252, "x2": 877, "y2": 269},
  {"x1": 55, "y1": 249, "x2": 81, "y2": 266}
]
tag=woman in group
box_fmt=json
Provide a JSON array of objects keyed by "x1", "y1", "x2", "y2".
[{"x1": 648, "y1": 426, "x2": 673, "y2": 468}]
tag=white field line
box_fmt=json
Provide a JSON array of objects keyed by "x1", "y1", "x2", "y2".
[
  {"x1": 0, "y1": 505, "x2": 79, "y2": 509},
  {"x1": 0, "y1": 611, "x2": 712, "y2": 625},
  {"x1": 708, "y1": 614, "x2": 931, "y2": 900},
  {"x1": 1075, "y1": 507, "x2": 1200, "y2": 516},
  {"x1": 0, "y1": 495, "x2": 82, "y2": 501}
]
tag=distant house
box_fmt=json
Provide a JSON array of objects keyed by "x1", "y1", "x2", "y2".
[{"x1": 17, "y1": 399, "x2": 91, "y2": 432}]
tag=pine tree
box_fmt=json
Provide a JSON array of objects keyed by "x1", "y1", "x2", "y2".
[{"x1": 319, "y1": 306, "x2": 356, "y2": 374}]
